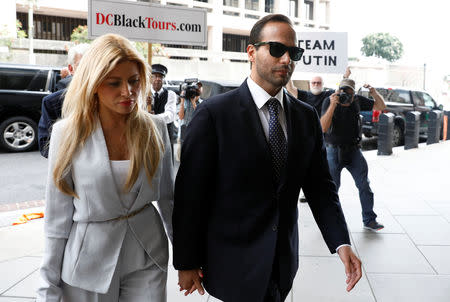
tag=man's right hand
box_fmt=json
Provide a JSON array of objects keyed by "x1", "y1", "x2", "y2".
[
  {"x1": 178, "y1": 269, "x2": 205, "y2": 296},
  {"x1": 329, "y1": 90, "x2": 340, "y2": 108}
]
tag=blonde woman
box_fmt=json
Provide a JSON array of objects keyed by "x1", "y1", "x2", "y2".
[{"x1": 37, "y1": 34, "x2": 173, "y2": 301}]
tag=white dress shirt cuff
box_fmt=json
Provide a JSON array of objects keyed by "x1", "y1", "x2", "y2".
[{"x1": 336, "y1": 244, "x2": 351, "y2": 253}]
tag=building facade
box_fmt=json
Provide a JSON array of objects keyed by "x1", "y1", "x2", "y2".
[{"x1": 1, "y1": 0, "x2": 332, "y2": 82}]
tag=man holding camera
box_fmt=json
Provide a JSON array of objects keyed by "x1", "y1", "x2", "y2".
[
  {"x1": 178, "y1": 80, "x2": 202, "y2": 143},
  {"x1": 321, "y1": 79, "x2": 386, "y2": 231},
  {"x1": 149, "y1": 64, "x2": 177, "y2": 160}
]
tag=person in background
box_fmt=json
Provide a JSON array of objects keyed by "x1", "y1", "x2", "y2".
[
  {"x1": 38, "y1": 43, "x2": 90, "y2": 158},
  {"x1": 36, "y1": 33, "x2": 173, "y2": 301},
  {"x1": 59, "y1": 67, "x2": 70, "y2": 80},
  {"x1": 149, "y1": 64, "x2": 177, "y2": 161},
  {"x1": 55, "y1": 44, "x2": 90, "y2": 91},
  {"x1": 178, "y1": 81, "x2": 202, "y2": 144},
  {"x1": 321, "y1": 78, "x2": 386, "y2": 232},
  {"x1": 285, "y1": 67, "x2": 351, "y2": 114}
]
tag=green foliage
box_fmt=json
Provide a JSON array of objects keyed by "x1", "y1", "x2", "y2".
[
  {"x1": 361, "y1": 33, "x2": 403, "y2": 62},
  {"x1": 70, "y1": 25, "x2": 92, "y2": 44},
  {"x1": 16, "y1": 20, "x2": 27, "y2": 39}
]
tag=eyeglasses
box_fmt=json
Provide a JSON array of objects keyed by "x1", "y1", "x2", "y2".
[
  {"x1": 253, "y1": 41, "x2": 304, "y2": 61},
  {"x1": 311, "y1": 81, "x2": 322, "y2": 85}
]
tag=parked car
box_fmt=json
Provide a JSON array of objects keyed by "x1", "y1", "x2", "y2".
[
  {"x1": 0, "y1": 63, "x2": 61, "y2": 152},
  {"x1": 358, "y1": 87, "x2": 443, "y2": 146}
]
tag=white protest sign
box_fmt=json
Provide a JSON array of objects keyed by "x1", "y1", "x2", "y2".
[
  {"x1": 294, "y1": 32, "x2": 347, "y2": 74},
  {"x1": 88, "y1": 0, "x2": 207, "y2": 46}
]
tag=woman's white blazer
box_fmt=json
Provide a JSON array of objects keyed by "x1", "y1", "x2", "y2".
[{"x1": 37, "y1": 116, "x2": 173, "y2": 300}]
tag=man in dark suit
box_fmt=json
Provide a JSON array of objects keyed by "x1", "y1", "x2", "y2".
[
  {"x1": 173, "y1": 14, "x2": 362, "y2": 302},
  {"x1": 38, "y1": 43, "x2": 89, "y2": 157}
]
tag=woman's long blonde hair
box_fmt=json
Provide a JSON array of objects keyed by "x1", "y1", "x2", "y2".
[{"x1": 53, "y1": 33, "x2": 163, "y2": 197}]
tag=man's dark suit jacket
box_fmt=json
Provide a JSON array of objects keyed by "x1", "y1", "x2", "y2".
[
  {"x1": 55, "y1": 75, "x2": 72, "y2": 91},
  {"x1": 173, "y1": 80, "x2": 350, "y2": 302},
  {"x1": 38, "y1": 89, "x2": 65, "y2": 158}
]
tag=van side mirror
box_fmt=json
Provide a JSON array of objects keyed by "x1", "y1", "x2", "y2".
[{"x1": 439, "y1": 104, "x2": 444, "y2": 110}]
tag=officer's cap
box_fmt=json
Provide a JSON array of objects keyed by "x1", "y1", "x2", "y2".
[{"x1": 151, "y1": 64, "x2": 168, "y2": 76}]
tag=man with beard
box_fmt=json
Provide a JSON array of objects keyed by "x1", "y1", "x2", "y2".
[
  {"x1": 173, "y1": 14, "x2": 361, "y2": 302},
  {"x1": 285, "y1": 67, "x2": 351, "y2": 116}
]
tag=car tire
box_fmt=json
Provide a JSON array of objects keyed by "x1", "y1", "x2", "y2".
[
  {"x1": 392, "y1": 124, "x2": 404, "y2": 147},
  {"x1": 0, "y1": 116, "x2": 38, "y2": 152}
]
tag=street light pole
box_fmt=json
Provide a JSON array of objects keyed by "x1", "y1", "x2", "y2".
[
  {"x1": 423, "y1": 63, "x2": 426, "y2": 90},
  {"x1": 28, "y1": 0, "x2": 35, "y2": 64}
]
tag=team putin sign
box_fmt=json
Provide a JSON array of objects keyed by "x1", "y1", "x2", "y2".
[
  {"x1": 295, "y1": 32, "x2": 348, "y2": 74},
  {"x1": 88, "y1": 0, "x2": 207, "y2": 46}
]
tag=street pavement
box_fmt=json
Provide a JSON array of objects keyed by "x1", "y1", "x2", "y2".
[{"x1": 0, "y1": 141, "x2": 449, "y2": 301}]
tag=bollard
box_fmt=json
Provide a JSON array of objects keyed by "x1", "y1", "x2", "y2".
[
  {"x1": 377, "y1": 113, "x2": 394, "y2": 155},
  {"x1": 427, "y1": 110, "x2": 442, "y2": 145},
  {"x1": 444, "y1": 111, "x2": 450, "y2": 141},
  {"x1": 404, "y1": 111, "x2": 420, "y2": 150}
]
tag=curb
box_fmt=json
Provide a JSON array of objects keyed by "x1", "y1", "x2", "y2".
[{"x1": 0, "y1": 200, "x2": 45, "y2": 213}]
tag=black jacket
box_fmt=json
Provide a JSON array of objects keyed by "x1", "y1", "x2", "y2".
[{"x1": 38, "y1": 89, "x2": 65, "y2": 158}]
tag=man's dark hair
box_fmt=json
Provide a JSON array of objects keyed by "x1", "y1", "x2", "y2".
[{"x1": 249, "y1": 14, "x2": 293, "y2": 45}]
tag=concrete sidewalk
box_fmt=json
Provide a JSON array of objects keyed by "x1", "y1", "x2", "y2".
[{"x1": 1, "y1": 141, "x2": 449, "y2": 301}]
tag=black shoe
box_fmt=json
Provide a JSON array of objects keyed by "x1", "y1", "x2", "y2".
[{"x1": 364, "y1": 220, "x2": 384, "y2": 232}]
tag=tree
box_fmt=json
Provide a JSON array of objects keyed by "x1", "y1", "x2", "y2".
[
  {"x1": 70, "y1": 25, "x2": 91, "y2": 44},
  {"x1": 361, "y1": 33, "x2": 403, "y2": 62}
]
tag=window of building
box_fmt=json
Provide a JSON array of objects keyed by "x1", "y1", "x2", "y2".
[
  {"x1": 17, "y1": 12, "x2": 87, "y2": 41},
  {"x1": 289, "y1": 0, "x2": 299, "y2": 18},
  {"x1": 265, "y1": 0, "x2": 274, "y2": 13},
  {"x1": 224, "y1": 0, "x2": 239, "y2": 7},
  {"x1": 245, "y1": 0, "x2": 259, "y2": 10},
  {"x1": 304, "y1": 0, "x2": 314, "y2": 20},
  {"x1": 223, "y1": 34, "x2": 249, "y2": 53}
]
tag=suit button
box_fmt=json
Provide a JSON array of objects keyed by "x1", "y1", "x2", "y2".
[{"x1": 272, "y1": 225, "x2": 277, "y2": 232}]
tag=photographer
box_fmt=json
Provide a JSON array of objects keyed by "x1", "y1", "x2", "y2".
[
  {"x1": 321, "y1": 79, "x2": 386, "y2": 231},
  {"x1": 178, "y1": 80, "x2": 202, "y2": 143}
]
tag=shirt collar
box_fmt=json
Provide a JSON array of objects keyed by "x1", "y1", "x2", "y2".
[
  {"x1": 151, "y1": 87, "x2": 164, "y2": 95},
  {"x1": 247, "y1": 76, "x2": 284, "y2": 110}
]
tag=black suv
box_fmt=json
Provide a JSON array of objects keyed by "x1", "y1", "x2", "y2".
[
  {"x1": 0, "y1": 63, "x2": 61, "y2": 152},
  {"x1": 358, "y1": 87, "x2": 443, "y2": 146}
]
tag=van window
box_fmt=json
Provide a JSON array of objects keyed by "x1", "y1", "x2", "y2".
[{"x1": 0, "y1": 68, "x2": 48, "y2": 91}]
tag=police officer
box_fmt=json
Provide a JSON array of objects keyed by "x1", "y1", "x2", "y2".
[
  {"x1": 321, "y1": 78, "x2": 386, "y2": 231},
  {"x1": 149, "y1": 64, "x2": 177, "y2": 162}
]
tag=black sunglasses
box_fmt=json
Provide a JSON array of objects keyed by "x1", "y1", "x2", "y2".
[{"x1": 253, "y1": 41, "x2": 304, "y2": 61}]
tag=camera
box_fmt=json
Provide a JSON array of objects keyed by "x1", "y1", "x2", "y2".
[
  {"x1": 180, "y1": 78, "x2": 201, "y2": 100},
  {"x1": 338, "y1": 91, "x2": 352, "y2": 104}
]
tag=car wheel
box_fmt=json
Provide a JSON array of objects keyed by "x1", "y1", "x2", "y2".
[
  {"x1": 392, "y1": 124, "x2": 404, "y2": 147},
  {"x1": 0, "y1": 116, "x2": 38, "y2": 152}
]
